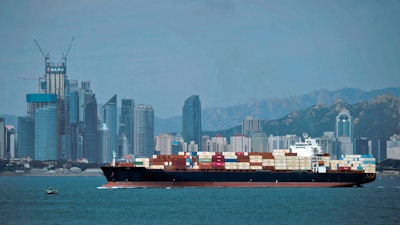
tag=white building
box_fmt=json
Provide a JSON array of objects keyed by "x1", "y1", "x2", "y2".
[
  {"x1": 387, "y1": 134, "x2": 400, "y2": 160},
  {"x1": 155, "y1": 133, "x2": 174, "y2": 155},
  {"x1": 230, "y1": 135, "x2": 251, "y2": 152}
]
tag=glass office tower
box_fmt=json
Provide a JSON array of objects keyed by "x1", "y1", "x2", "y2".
[{"x1": 182, "y1": 95, "x2": 202, "y2": 146}]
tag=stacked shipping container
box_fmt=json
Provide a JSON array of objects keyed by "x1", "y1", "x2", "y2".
[{"x1": 127, "y1": 150, "x2": 375, "y2": 173}]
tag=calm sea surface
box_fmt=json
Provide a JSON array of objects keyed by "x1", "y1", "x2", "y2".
[{"x1": 0, "y1": 174, "x2": 399, "y2": 225}]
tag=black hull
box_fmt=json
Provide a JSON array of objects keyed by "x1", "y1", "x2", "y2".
[{"x1": 100, "y1": 166, "x2": 376, "y2": 188}]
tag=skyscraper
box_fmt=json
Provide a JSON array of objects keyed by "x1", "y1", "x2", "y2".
[
  {"x1": 25, "y1": 94, "x2": 58, "y2": 160},
  {"x1": 102, "y1": 95, "x2": 117, "y2": 159},
  {"x1": 44, "y1": 62, "x2": 69, "y2": 159},
  {"x1": 82, "y1": 93, "x2": 98, "y2": 162},
  {"x1": 182, "y1": 95, "x2": 201, "y2": 146},
  {"x1": 0, "y1": 118, "x2": 5, "y2": 158},
  {"x1": 99, "y1": 123, "x2": 111, "y2": 163},
  {"x1": 35, "y1": 104, "x2": 58, "y2": 160},
  {"x1": 133, "y1": 105, "x2": 154, "y2": 157},
  {"x1": 79, "y1": 81, "x2": 98, "y2": 162},
  {"x1": 69, "y1": 85, "x2": 79, "y2": 160},
  {"x1": 335, "y1": 109, "x2": 353, "y2": 155},
  {"x1": 119, "y1": 98, "x2": 135, "y2": 154},
  {"x1": 17, "y1": 116, "x2": 35, "y2": 159}
]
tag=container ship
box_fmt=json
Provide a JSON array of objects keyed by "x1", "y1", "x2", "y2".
[{"x1": 100, "y1": 136, "x2": 376, "y2": 188}]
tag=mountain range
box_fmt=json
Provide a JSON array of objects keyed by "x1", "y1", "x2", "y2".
[
  {"x1": 156, "y1": 87, "x2": 400, "y2": 134},
  {"x1": 211, "y1": 93, "x2": 400, "y2": 140}
]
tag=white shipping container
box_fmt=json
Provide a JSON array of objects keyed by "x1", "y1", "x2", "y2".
[
  {"x1": 197, "y1": 152, "x2": 215, "y2": 156},
  {"x1": 149, "y1": 165, "x2": 164, "y2": 169},
  {"x1": 250, "y1": 166, "x2": 263, "y2": 170},
  {"x1": 249, "y1": 158, "x2": 262, "y2": 163},
  {"x1": 238, "y1": 166, "x2": 250, "y2": 170},
  {"x1": 222, "y1": 152, "x2": 236, "y2": 156},
  {"x1": 225, "y1": 165, "x2": 238, "y2": 170},
  {"x1": 135, "y1": 158, "x2": 150, "y2": 162},
  {"x1": 275, "y1": 167, "x2": 287, "y2": 170}
]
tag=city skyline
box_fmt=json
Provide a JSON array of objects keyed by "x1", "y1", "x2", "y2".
[{"x1": 1, "y1": 0, "x2": 400, "y2": 119}]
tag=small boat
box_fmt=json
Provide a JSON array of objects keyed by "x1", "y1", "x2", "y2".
[{"x1": 45, "y1": 187, "x2": 59, "y2": 194}]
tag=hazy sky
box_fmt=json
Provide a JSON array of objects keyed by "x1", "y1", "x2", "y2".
[{"x1": 1, "y1": 0, "x2": 399, "y2": 118}]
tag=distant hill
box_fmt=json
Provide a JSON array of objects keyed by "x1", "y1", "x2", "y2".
[
  {"x1": 155, "y1": 87, "x2": 400, "y2": 133},
  {"x1": 203, "y1": 93, "x2": 400, "y2": 141}
]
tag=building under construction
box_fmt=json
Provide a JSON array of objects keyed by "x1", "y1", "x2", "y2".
[{"x1": 34, "y1": 38, "x2": 74, "y2": 159}]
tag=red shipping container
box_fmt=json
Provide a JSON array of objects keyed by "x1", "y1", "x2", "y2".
[
  {"x1": 212, "y1": 162, "x2": 225, "y2": 167},
  {"x1": 237, "y1": 156, "x2": 250, "y2": 162},
  {"x1": 339, "y1": 167, "x2": 352, "y2": 171},
  {"x1": 262, "y1": 166, "x2": 275, "y2": 170}
]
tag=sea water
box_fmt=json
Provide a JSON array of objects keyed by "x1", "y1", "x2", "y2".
[{"x1": 0, "y1": 175, "x2": 399, "y2": 225}]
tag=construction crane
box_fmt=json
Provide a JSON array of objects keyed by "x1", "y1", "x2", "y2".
[
  {"x1": 17, "y1": 76, "x2": 44, "y2": 93},
  {"x1": 62, "y1": 36, "x2": 75, "y2": 63},
  {"x1": 34, "y1": 39, "x2": 49, "y2": 65}
]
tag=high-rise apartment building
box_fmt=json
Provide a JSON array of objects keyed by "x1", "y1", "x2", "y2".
[
  {"x1": 119, "y1": 98, "x2": 135, "y2": 154},
  {"x1": 102, "y1": 95, "x2": 117, "y2": 160},
  {"x1": 182, "y1": 95, "x2": 201, "y2": 146},
  {"x1": 210, "y1": 135, "x2": 228, "y2": 152},
  {"x1": 252, "y1": 133, "x2": 268, "y2": 152},
  {"x1": 133, "y1": 105, "x2": 154, "y2": 157},
  {"x1": 155, "y1": 133, "x2": 174, "y2": 155},
  {"x1": 267, "y1": 135, "x2": 297, "y2": 152},
  {"x1": 35, "y1": 104, "x2": 58, "y2": 160},
  {"x1": 242, "y1": 116, "x2": 261, "y2": 137},
  {"x1": 230, "y1": 135, "x2": 251, "y2": 152},
  {"x1": 387, "y1": 134, "x2": 400, "y2": 160}
]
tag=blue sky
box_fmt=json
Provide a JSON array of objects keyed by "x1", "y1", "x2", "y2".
[{"x1": 1, "y1": 0, "x2": 399, "y2": 118}]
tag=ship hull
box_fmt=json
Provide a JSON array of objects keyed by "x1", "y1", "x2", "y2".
[{"x1": 100, "y1": 166, "x2": 376, "y2": 188}]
